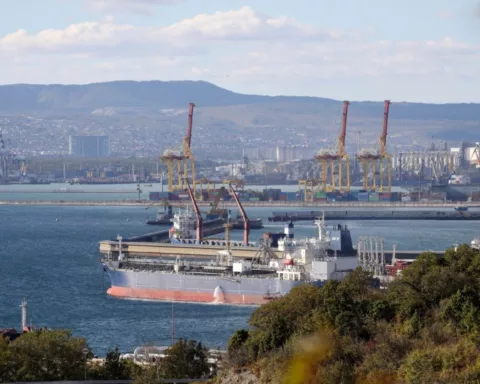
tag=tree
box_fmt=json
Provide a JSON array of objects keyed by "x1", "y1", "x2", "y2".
[
  {"x1": 5, "y1": 329, "x2": 91, "y2": 382},
  {"x1": 103, "y1": 347, "x2": 132, "y2": 379},
  {"x1": 157, "y1": 338, "x2": 210, "y2": 380},
  {"x1": 225, "y1": 244, "x2": 480, "y2": 382}
]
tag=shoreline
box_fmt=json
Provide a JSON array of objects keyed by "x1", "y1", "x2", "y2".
[{"x1": 0, "y1": 200, "x2": 477, "y2": 208}]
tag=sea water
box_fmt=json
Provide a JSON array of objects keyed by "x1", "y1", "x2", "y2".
[{"x1": 0, "y1": 204, "x2": 479, "y2": 355}]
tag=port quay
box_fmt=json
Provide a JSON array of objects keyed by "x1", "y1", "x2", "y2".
[{"x1": 2, "y1": 200, "x2": 480, "y2": 208}]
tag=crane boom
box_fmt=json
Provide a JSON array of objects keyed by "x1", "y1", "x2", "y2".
[
  {"x1": 186, "y1": 102, "x2": 195, "y2": 149},
  {"x1": 380, "y1": 100, "x2": 391, "y2": 156},
  {"x1": 185, "y1": 178, "x2": 202, "y2": 241},
  {"x1": 339, "y1": 100, "x2": 349, "y2": 155},
  {"x1": 229, "y1": 184, "x2": 249, "y2": 244}
]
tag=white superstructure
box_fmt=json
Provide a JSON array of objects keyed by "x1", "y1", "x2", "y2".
[
  {"x1": 277, "y1": 215, "x2": 358, "y2": 280},
  {"x1": 169, "y1": 207, "x2": 195, "y2": 241}
]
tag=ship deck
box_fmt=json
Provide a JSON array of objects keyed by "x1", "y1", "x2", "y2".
[
  {"x1": 99, "y1": 240, "x2": 285, "y2": 259},
  {"x1": 99, "y1": 240, "x2": 443, "y2": 261}
]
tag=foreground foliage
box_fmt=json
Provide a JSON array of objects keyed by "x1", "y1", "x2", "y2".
[
  {"x1": 227, "y1": 245, "x2": 480, "y2": 383},
  {"x1": 0, "y1": 330, "x2": 210, "y2": 383},
  {"x1": 134, "y1": 338, "x2": 212, "y2": 384}
]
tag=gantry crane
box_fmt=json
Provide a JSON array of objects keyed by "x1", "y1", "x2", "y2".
[
  {"x1": 299, "y1": 101, "x2": 350, "y2": 201},
  {"x1": 356, "y1": 100, "x2": 392, "y2": 192},
  {"x1": 378, "y1": 100, "x2": 392, "y2": 192},
  {"x1": 315, "y1": 100, "x2": 350, "y2": 192},
  {"x1": 160, "y1": 103, "x2": 196, "y2": 192}
]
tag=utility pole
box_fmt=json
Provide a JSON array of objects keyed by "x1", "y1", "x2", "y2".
[
  {"x1": 137, "y1": 184, "x2": 142, "y2": 201},
  {"x1": 171, "y1": 300, "x2": 175, "y2": 346},
  {"x1": 82, "y1": 348, "x2": 89, "y2": 380}
]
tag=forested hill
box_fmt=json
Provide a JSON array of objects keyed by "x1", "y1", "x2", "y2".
[{"x1": 224, "y1": 245, "x2": 480, "y2": 383}]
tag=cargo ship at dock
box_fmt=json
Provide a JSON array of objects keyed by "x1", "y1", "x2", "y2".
[{"x1": 102, "y1": 215, "x2": 357, "y2": 306}]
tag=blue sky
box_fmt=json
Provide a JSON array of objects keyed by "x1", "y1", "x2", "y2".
[{"x1": 0, "y1": 0, "x2": 479, "y2": 102}]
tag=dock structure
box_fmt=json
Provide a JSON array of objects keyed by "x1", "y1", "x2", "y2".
[
  {"x1": 268, "y1": 209, "x2": 480, "y2": 222},
  {"x1": 125, "y1": 219, "x2": 228, "y2": 242}
]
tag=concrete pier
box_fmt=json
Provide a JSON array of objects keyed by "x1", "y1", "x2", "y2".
[
  {"x1": 269, "y1": 209, "x2": 480, "y2": 222},
  {"x1": 124, "y1": 219, "x2": 227, "y2": 242},
  {"x1": 3, "y1": 200, "x2": 480, "y2": 208}
]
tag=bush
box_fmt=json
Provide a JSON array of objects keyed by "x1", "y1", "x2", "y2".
[{"x1": 226, "y1": 246, "x2": 480, "y2": 382}]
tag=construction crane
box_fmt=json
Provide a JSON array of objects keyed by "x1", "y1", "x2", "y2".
[
  {"x1": 160, "y1": 103, "x2": 196, "y2": 192},
  {"x1": 185, "y1": 178, "x2": 203, "y2": 241},
  {"x1": 356, "y1": 100, "x2": 392, "y2": 192},
  {"x1": 314, "y1": 100, "x2": 350, "y2": 192},
  {"x1": 229, "y1": 183, "x2": 250, "y2": 244},
  {"x1": 207, "y1": 186, "x2": 228, "y2": 219},
  {"x1": 471, "y1": 143, "x2": 480, "y2": 169}
]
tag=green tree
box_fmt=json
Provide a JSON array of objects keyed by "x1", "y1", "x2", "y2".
[
  {"x1": 0, "y1": 336, "x2": 15, "y2": 383},
  {"x1": 158, "y1": 338, "x2": 210, "y2": 380},
  {"x1": 103, "y1": 346, "x2": 132, "y2": 379},
  {"x1": 7, "y1": 329, "x2": 91, "y2": 382}
]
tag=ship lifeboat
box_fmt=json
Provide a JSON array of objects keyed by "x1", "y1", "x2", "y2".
[{"x1": 283, "y1": 258, "x2": 294, "y2": 266}]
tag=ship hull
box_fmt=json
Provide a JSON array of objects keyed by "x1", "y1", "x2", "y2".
[{"x1": 103, "y1": 264, "x2": 305, "y2": 306}]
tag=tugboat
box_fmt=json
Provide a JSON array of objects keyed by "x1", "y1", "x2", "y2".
[
  {"x1": 146, "y1": 206, "x2": 174, "y2": 225},
  {"x1": 231, "y1": 213, "x2": 264, "y2": 230}
]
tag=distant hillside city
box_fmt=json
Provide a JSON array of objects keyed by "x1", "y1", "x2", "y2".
[{"x1": 0, "y1": 81, "x2": 479, "y2": 202}]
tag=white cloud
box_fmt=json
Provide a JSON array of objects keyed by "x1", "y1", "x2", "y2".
[
  {"x1": 0, "y1": 6, "x2": 478, "y2": 101},
  {"x1": 0, "y1": 7, "x2": 332, "y2": 55},
  {"x1": 87, "y1": 0, "x2": 184, "y2": 14}
]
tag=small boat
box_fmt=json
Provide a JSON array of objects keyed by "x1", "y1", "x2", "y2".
[
  {"x1": 232, "y1": 217, "x2": 264, "y2": 229},
  {"x1": 146, "y1": 206, "x2": 173, "y2": 225}
]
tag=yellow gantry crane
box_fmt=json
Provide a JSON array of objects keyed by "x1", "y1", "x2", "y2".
[
  {"x1": 357, "y1": 100, "x2": 392, "y2": 192},
  {"x1": 160, "y1": 102, "x2": 196, "y2": 192},
  {"x1": 315, "y1": 100, "x2": 350, "y2": 192},
  {"x1": 378, "y1": 100, "x2": 392, "y2": 193},
  {"x1": 299, "y1": 101, "x2": 350, "y2": 201}
]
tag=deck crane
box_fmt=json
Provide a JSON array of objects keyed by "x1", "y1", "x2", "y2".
[
  {"x1": 185, "y1": 177, "x2": 203, "y2": 242},
  {"x1": 228, "y1": 183, "x2": 250, "y2": 245}
]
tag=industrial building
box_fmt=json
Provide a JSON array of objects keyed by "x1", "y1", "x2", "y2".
[
  {"x1": 242, "y1": 146, "x2": 312, "y2": 162},
  {"x1": 68, "y1": 135, "x2": 110, "y2": 157}
]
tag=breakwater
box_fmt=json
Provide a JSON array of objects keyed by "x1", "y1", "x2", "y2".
[
  {"x1": 2, "y1": 200, "x2": 480, "y2": 208},
  {"x1": 269, "y1": 209, "x2": 480, "y2": 222}
]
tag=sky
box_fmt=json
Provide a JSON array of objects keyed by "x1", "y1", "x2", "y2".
[{"x1": 0, "y1": 0, "x2": 479, "y2": 103}]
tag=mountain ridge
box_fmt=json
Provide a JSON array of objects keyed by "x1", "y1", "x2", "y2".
[{"x1": 0, "y1": 80, "x2": 479, "y2": 121}]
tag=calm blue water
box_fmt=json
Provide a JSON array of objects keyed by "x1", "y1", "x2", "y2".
[{"x1": 1, "y1": 204, "x2": 479, "y2": 355}]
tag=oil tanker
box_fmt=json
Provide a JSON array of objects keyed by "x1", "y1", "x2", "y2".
[{"x1": 102, "y1": 216, "x2": 357, "y2": 306}]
